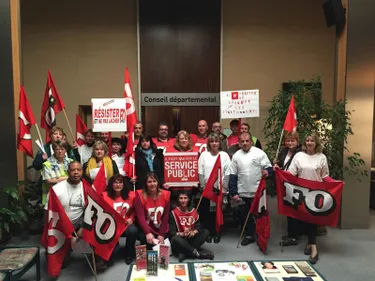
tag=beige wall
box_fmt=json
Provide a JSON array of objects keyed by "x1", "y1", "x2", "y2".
[
  {"x1": 222, "y1": 0, "x2": 336, "y2": 140},
  {"x1": 20, "y1": 0, "x2": 138, "y2": 165},
  {"x1": 21, "y1": 0, "x2": 336, "y2": 163}
]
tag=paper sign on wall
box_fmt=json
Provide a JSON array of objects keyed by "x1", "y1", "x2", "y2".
[
  {"x1": 91, "y1": 98, "x2": 126, "y2": 132},
  {"x1": 220, "y1": 89, "x2": 260, "y2": 119}
]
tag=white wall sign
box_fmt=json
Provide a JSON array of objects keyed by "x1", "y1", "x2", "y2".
[
  {"x1": 141, "y1": 93, "x2": 220, "y2": 106},
  {"x1": 220, "y1": 89, "x2": 260, "y2": 119},
  {"x1": 91, "y1": 98, "x2": 126, "y2": 132}
]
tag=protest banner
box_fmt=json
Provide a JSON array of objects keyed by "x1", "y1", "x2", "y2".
[
  {"x1": 91, "y1": 98, "x2": 126, "y2": 132},
  {"x1": 164, "y1": 152, "x2": 199, "y2": 186},
  {"x1": 220, "y1": 89, "x2": 260, "y2": 119}
]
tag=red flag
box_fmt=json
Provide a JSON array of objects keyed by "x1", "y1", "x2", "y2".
[
  {"x1": 92, "y1": 164, "x2": 107, "y2": 194},
  {"x1": 41, "y1": 189, "x2": 75, "y2": 277},
  {"x1": 283, "y1": 95, "x2": 297, "y2": 132},
  {"x1": 17, "y1": 86, "x2": 36, "y2": 158},
  {"x1": 75, "y1": 114, "x2": 87, "y2": 146},
  {"x1": 250, "y1": 179, "x2": 270, "y2": 253},
  {"x1": 275, "y1": 169, "x2": 343, "y2": 227},
  {"x1": 81, "y1": 181, "x2": 126, "y2": 261},
  {"x1": 123, "y1": 68, "x2": 138, "y2": 178},
  {"x1": 201, "y1": 155, "x2": 223, "y2": 233},
  {"x1": 40, "y1": 70, "x2": 65, "y2": 142}
]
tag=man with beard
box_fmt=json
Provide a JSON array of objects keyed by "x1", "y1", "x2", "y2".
[
  {"x1": 152, "y1": 122, "x2": 175, "y2": 153},
  {"x1": 78, "y1": 129, "x2": 96, "y2": 165}
]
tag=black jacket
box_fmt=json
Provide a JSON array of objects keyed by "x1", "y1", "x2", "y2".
[
  {"x1": 276, "y1": 145, "x2": 302, "y2": 170},
  {"x1": 133, "y1": 148, "x2": 165, "y2": 190}
]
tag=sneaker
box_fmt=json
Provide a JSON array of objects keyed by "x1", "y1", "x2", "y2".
[
  {"x1": 206, "y1": 236, "x2": 212, "y2": 243},
  {"x1": 240, "y1": 236, "x2": 255, "y2": 246},
  {"x1": 198, "y1": 251, "x2": 214, "y2": 260},
  {"x1": 178, "y1": 253, "x2": 187, "y2": 262}
]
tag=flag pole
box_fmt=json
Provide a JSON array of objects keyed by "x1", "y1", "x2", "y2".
[
  {"x1": 236, "y1": 208, "x2": 252, "y2": 248},
  {"x1": 195, "y1": 193, "x2": 204, "y2": 211},
  {"x1": 276, "y1": 129, "x2": 284, "y2": 157},
  {"x1": 72, "y1": 231, "x2": 97, "y2": 277},
  {"x1": 34, "y1": 124, "x2": 44, "y2": 147},
  {"x1": 91, "y1": 249, "x2": 98, "y2": 281},
  {"x1": 62, "y1": 108, "x2": 75, "y2": 141}
]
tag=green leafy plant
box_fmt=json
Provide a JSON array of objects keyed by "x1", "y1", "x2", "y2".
[
  {"x1": 0, "y1": 182, "x2": 28, "y2": 241},
  {"x1": 263, "y1": 77, "x2": 367, "y2": 193}
]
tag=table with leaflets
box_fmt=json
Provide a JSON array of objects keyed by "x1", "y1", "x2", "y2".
[{"x1": 126, "y1": 260, "x2": 327, "y2": 281}]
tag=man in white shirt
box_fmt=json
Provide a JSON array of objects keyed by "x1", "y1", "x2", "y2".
[
  {"x1": 229, "y1": 132, "x2": 272, "y2": 246},
  {"x1": 46, "y1": 161, "x2": 85, "y2": 228}
]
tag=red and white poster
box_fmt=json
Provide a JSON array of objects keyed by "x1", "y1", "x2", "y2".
[
  {"x1": 275, "y1": 169, "x2": 344, "y2": 227},
  {"x1": 91, "y1": 98, "x2": 126, "y2": 132},
  {"x1": 220, "y1": 89, "x2": 259, "y2": 119},
  {"x1": 164, "y1": 152, "x2": 199, "y2": 187}
]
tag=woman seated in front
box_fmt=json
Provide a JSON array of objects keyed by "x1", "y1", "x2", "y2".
[
  {"x1": 134, "y1": 172, "x2": 170, "y2": 249},
  {"x1": 82, "y1": 140, "x2": 119, "y2": 184},
  {"x1": 41, "y1": 140, "x2": 72, "y2": 204},
  {"x1": 102, "y1": 174, "x2": 138, "y2": 265},
  {"x1": 169, "y1": 191, "x2": 214, "y2": 262}
]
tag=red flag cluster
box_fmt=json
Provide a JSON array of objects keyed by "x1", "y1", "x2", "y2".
[{"x1": 42, "y1": 178, "x2": 126, "y2": 277}]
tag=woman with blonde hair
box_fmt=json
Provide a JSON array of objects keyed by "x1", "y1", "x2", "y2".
[
  {"x1": 82, "y1": 140, "x2": 119, "y2": 184},
  {"x1": 173, "y1": 130, "x2": 195, "y2": 152},
  {"x1": 288, "y1": 132, "x2": 334, "y2": 264},
  {"x1": 198, "y1": 133, "x2": 231, "y2": 243},
  {"x1": 41, "y1": 140, "x2": 73, "y2": 204}
]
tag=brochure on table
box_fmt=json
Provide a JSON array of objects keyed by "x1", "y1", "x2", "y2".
[
  {"x1": 251, "y1": 260, "x2": 326, "y2": 281},
  {"x1": 127, "y1": 262, "x2": 190, "y2": 281},
  {"x1": 192, "y1": 261, "x2": 259, "y2": 281}
]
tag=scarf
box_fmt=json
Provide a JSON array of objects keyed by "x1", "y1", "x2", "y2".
[
  {"x1": 142, "y1": 149, "x2": 154, "y2": 172},
  {"x1": 85, "y1": 156, "x2": 114, "y2": 179}
]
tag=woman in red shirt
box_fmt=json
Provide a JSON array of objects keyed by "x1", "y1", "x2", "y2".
[
  {"x1": 134, "y1": 172, "x2": 171, "y2": 248},
  {"x1": 102, "y1": 174, "x2": 138, "y2": 264}
]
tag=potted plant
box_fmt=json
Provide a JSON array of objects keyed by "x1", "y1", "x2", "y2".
[
  {"x1": 0, "y1": 183, "x2": 28, "y2": 244},
  {"x1": 263, "y1": 77, "x2": 367, "y2": 195}
]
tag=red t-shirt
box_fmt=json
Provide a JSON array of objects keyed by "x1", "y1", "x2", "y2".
[
  {"x1": 102, "y1": 191, "x2": 136, "y2": 222},
  {"x1": 171, "y1": 207, "x2": 199, "y2": 232},
  {"x1": 134, "y1": 189, "x2": 171, "y2": 236},
  {"x1": 190, "y1": 134, "x2": 208, "y2": 154},
  {"x1": 152, "y1": 138, "x2": 175, "y2": 154}
]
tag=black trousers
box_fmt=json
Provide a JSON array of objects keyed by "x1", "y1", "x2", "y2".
[
  {"x1": 304, "y1": 222, "x2": 317, "y2": 245},
  {"x1": 287, "y1": 216, "x2": 303, "y2": 239},
  {"x1": 199, "y1": 198, "x2": 216, "y2": 236},
  {"x1": 239, "y1": 197, "x2": 255, "y2": 237},
  {"x1": 171, "y1": 229, "x2": 209, "y2": 256},
  {"x1": 121, "y1": 224, "x2": 138, "y2": 258}
]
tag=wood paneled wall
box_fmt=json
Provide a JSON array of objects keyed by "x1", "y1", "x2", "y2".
[{"x1": 139, "y1": 0, "x2": 221, "y2": 135}]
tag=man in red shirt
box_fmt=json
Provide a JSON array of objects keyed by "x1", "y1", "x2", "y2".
[
  {"x1": 152, "y1": 122, "x2": 175, "y2": 153},
  {"x1": 190, "y1": 120, "x2": 209, "y2": 153}
]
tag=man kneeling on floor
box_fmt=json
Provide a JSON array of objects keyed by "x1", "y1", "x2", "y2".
[{"x1": 169, "y1": 192, "x2": 214, "y2": 262}]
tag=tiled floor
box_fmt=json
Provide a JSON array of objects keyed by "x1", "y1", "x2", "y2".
[{"x1": 7, "y1": 199, "x2": 375, "y2": 281}]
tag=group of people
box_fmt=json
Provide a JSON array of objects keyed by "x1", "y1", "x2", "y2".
[{"x1": 33, "y1": 118, "x2": 332, "y2": 273}]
